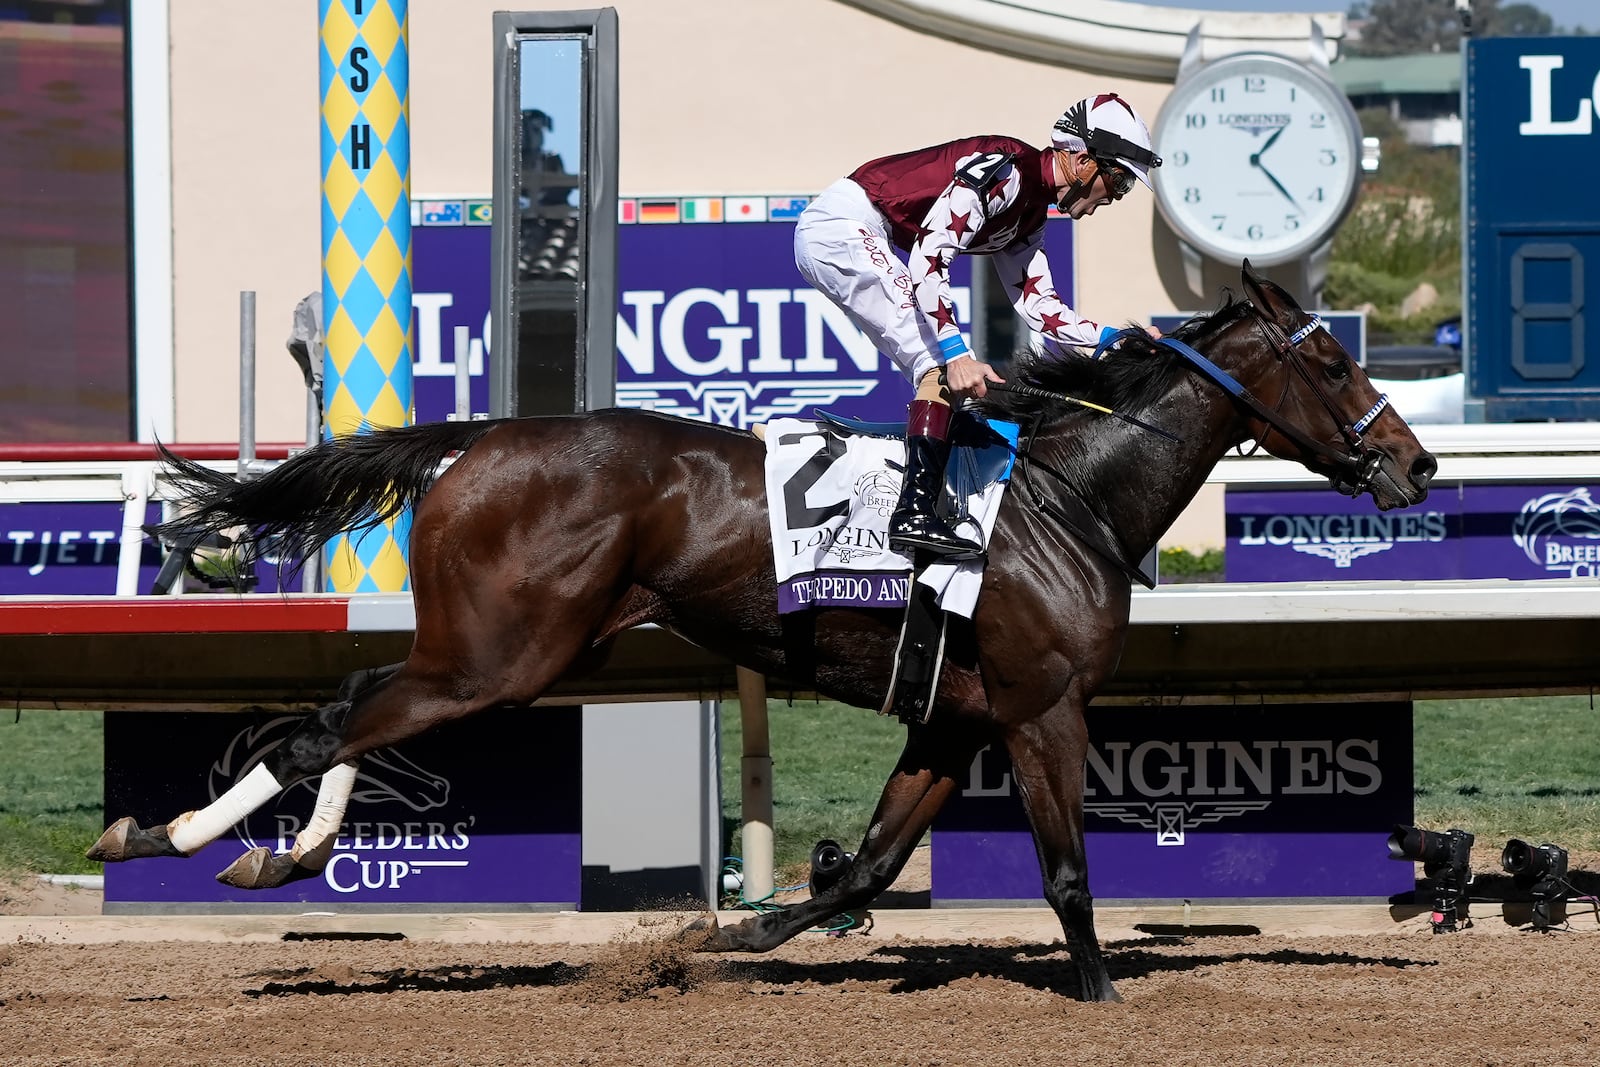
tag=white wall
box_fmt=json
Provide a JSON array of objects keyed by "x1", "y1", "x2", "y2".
[
  {"x1": 163, "y1": 0, "x2": 1174, "y2": 440},
  {"x1": 159, "y1": 0, "x2": 1337, "y2": 545}
]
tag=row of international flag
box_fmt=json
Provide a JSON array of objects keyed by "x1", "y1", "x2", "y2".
[
  {"x1": 619, "y1": 195, "x2": 815, "y2": 225},
  {"x1": 418, "y1": 192, "x2": 1070, "y2": 229}
]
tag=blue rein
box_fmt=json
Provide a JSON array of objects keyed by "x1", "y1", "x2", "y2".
[{"x1": 1104, "y1": 316, "x2": 1389, "y2": 480}]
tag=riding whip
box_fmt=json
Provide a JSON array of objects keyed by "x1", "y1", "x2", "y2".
[{"x1": 985, "y1": 380, "x2": 1182, "y2": 443}]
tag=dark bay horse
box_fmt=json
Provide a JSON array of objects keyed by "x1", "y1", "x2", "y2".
[{"x1": 90, "y1": 263, "x2": 1435, "y2": 1002}]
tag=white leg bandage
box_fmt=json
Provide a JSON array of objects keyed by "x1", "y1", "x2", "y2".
[
  {"x1": 289, "y1": 760, "x2": 359, "y2": 868},
  {"x1": 167, "y1": 762, "x2": 282, "y2": 855}
]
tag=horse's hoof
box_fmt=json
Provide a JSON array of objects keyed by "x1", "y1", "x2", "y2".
[
  {"x1": 86, "y1": 817, "x2": 135, "y2": 862},
  {"x1": 1085, "y1": 981, "x2": 1123, "y2": 1004},
  {"x1": 86, "y1": 817, "x2": 183, "y2": 862},
  {"x1": 217, "y1": 847, "x2": 279, "y2": 889},
  {"x1": 677, "y1": 913, "x2": 730, "y2": 951},
  {"x1": 216, "y1": 847, "x2": 322, "y2": 890}
]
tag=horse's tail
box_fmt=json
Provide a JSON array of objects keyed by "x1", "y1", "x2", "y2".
[{"x1": 150, "y1": 419, "x2": 503, "y2": 568}]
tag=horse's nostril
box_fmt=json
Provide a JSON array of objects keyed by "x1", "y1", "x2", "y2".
[{"x1": 1412, "y1": 453, "x2": 1438, "y2": 488}]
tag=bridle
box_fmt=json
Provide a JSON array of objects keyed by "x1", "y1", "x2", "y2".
[
  {"x1": 989, "y1": 305, "x2": 1395, "y2": 585},
  {"x1": 1156, "y1": 306, "x2": 1392, "y2": 496}
]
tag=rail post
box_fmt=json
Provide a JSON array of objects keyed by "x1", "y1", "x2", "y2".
[
  {"x1": 736, "y1": 666, "x2": 775, "y2": 903},
  {"x1": 318, "y1": 0, "x2": 414, "y2": 591}
]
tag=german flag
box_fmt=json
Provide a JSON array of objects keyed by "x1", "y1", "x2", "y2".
[{"x1": 638, "y1": 199, "x2": 681, "y2": 224}]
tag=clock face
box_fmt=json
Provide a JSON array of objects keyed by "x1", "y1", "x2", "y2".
[{"x1": 1152, "y1": 53, "x2": 1362, "y2": 266}]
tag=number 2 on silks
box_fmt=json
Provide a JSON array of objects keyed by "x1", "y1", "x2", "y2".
[
  {"x1": 955, "y1": 152, "x2": 1012, "y2": 192},
  {"x1": 776, "y1": 430, "x2": 850, "y2": 529}
]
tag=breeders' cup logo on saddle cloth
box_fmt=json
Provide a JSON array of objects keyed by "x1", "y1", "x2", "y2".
[
  {"x1": 853, "y1": 469, "x2": 901, "y2": 518},
  {"x1": 208, "y1": 717, "x2": 472, "y2": 895},
  {"x1": 1512, "y1": 488, "x2": 1600, "y2": 576}
]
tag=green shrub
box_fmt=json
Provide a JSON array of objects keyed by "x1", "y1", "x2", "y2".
[
  {"x1": 1158, "y1": 546, "x2": 1223, "y2": 582},
  {"x1": 1324, "y1": 107, "x2": 1463, "y2": 346}
]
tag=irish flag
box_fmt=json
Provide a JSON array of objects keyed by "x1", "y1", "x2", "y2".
[{"x1": 682, "y1": 197, "x2": 723, "y2": 223}]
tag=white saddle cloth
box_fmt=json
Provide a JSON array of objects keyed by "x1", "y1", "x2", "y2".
[{"x1": 762, "y1": 417, "x2": 1011, "y2": 619}]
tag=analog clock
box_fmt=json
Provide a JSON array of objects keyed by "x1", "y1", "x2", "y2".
[{"x1": 1151, "y1": 52, "x2": 1362, "y2": 267}]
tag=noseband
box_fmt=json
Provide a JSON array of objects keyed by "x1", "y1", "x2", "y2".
[{"x1": 1157, "y1": 308, "x2": 1391, "y2": 495}]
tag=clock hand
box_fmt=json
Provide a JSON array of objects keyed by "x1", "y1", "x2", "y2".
[
  {"x1": 1255, "y1": 123, "x2": 1288, "y2": 160},
  {"x1": 1256, "y1": 159, "x2": 1302, "y2": 211}
]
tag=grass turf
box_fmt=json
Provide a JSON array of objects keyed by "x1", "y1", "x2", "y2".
[
  {"x1": 3, "y1": 697, "x2": 1598, "y2": 879},
  {"x1": 0, "y1": 709, "x2": 104, "y2": 877}
]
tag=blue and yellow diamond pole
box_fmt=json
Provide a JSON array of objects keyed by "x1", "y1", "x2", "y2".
[{"x1": 319, "y1": 0, "x2": 412, "y2": 592}]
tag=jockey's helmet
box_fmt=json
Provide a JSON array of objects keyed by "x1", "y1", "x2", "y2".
[{"x1": 1051, "y1": 93, "x2": 1162, "y2": 191}]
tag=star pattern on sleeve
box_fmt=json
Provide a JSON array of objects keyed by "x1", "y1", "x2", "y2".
[
  {"x1": 989, "y1": 242, "x2": 1107, "y2": 353},
  {"x1": 924, "y1": 253, "x2": 947, "y2": 277},
  {"x1": 946, "y1": 210, "x2": 972, "y2": 241},
  {"x1": 931, "y1": 300, "x2": 959, "y2": 331}
]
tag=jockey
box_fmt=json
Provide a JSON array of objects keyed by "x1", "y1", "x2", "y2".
[{"x1": 794, "y1": 93, "x2": 1164, "y2": 560}]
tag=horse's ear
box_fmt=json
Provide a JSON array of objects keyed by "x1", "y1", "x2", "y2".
[{"x1": 1239, "y1": 258, "x2": 1300, "y2": 326}]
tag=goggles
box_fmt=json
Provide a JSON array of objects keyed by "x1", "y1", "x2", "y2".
[{"x1": 1096, "y1": 158, "x2": 1136, "y2": 199}]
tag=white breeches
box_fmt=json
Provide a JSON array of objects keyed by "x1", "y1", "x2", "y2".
[{"x1": 794, "y1": 178, "x2": 943, "y2": 385}]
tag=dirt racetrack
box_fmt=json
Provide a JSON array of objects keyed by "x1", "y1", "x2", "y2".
[
  {"x1": 5, "y1": 856, "x2": 1600, "y2": 1067},
  {"x1": 3, "y1": 924, "x2": 1599, "y2": 1067}
]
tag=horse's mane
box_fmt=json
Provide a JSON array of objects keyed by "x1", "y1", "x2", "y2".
[{"x1": 976, "y1": 294, "x2": 1252, "y2": 425}]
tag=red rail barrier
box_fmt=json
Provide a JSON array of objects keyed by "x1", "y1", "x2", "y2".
[{"x1": 0, "y1": 442, "x2": 302, "y2": 462}]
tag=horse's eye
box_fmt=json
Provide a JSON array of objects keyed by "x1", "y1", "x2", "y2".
[{"x1": 1325, "y1": 360, "x2": 1353, "y2": 382}]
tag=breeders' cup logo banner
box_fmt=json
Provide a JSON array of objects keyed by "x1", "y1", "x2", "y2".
[
  {"x1": 1513, "y1": 487, "x2": 1600, "y2": 575},
  {"x1": 103, "y1": 708, "x2": 580, "y2": 908},
  {"x1": 1228, "y1": 483, "x2": 1600, "y2": 581},
  {"x1": 930, "y1": 702, "x2": 1413, "y2": 901}
]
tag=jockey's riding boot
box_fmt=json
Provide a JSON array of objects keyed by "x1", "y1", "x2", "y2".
[{"x1": 889, "y1": 400, "x2": 985, "y2": 562}]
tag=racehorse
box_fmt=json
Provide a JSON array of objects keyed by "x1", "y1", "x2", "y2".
[{"x1": 89, "y1": 262, "x2": 1435, "y2": 1002}]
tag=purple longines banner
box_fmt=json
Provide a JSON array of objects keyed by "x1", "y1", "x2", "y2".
[
  {"x1": 931, "y1": 702, "x2": 1413, "y2": 903},
  {"x1": 411, "y1": 208, "x2": 1079, "y2": 429},
  {"x1": 0, "y1": 499, "x2": 302, "y2": 596},
  {"x1": 103, "y1": 707, "x2": 580, "y2": 909},
  {"x1": 1227, "y1": 482, "x2": 1600, "y2": 581},
  {"x1": 1, "y1": 501, "x2": 162, "y2": 595},
  {"x1": 413, "y1": 218, "x2": 492, "y2": 424},
  {"x1": 615, "y1": 222, "x2": 973, "y2": 427}
]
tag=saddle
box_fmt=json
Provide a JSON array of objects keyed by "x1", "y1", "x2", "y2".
[{"x1": 813, "y1": 409, "x2": 1015, "y2": 726}]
